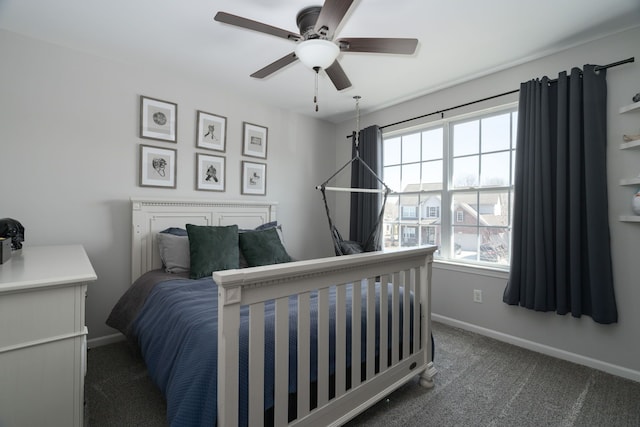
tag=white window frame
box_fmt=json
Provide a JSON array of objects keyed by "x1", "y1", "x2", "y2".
[{"x1": 382, "y1": 103, "x2": 517, "y2": 270}]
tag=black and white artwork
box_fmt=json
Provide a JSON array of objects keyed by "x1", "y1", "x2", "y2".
[
  {"x1": 140, "y1": 144, "x2": 177, "y2": 188},
  {"x1": 241, "y1": 161, "x2": 266, "y2": 195},
  {"x1": 140, "y1": 96, "x2": 177, "y2": 142},
  {"x1": 196, "y1": 111, "x2": 226, "y2": 152},
  {"x1": 242, "y1": 122, "x2": 268, "y2": 158},
  {"x1": 196, "y1": 153, "x2": 225, "y2": 192}
]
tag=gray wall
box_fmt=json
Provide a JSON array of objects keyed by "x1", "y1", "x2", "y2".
[
  {"x1": 0, "y1": 30, "x2": 336, "y2": 340},
  {"x1": 335, "y1": 26, "x2": 640, "y2": 379}
]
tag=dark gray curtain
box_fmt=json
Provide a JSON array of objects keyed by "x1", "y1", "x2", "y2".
[
  {"x1": 503, "y1": 65, "x2": 617, "y2": 324},
  {"x1": 349, "y1": 125, "x2": 382, "y2": 250}
]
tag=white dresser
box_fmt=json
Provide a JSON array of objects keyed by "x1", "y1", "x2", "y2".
[{"x1": 0, "y1": 245, "x2": 96, "y2": 427}]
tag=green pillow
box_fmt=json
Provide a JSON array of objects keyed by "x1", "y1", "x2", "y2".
[
  {"x1": 186, "y1": 224, "x2": 239, "y2": 279},
  {"x1": 239, "y1": 227, "x2": 291, "y2": 267}
]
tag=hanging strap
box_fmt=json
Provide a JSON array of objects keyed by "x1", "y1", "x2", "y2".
[
  {"x1": 361, "y1": 187, "x2": 390, "y2": 252},
  {"x1": 320, "y1": 186, "x2": 346, "y2": 256}
]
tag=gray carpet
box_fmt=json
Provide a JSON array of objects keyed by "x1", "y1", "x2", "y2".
[{"x1": 85, "y1": 322, "x2": 640, "y2": 426}]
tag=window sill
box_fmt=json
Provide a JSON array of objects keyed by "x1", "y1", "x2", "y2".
[{"x1": 433, "y1": 259, "x2": 509, "y2": 280}]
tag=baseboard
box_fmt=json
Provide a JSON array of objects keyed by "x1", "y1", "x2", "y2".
[
  {"x1": 87, "y1": 333, "x2": 125, "y2": 348},
  {"x1": 432, "y1": 313, "x2": 640, "y2": 383}
]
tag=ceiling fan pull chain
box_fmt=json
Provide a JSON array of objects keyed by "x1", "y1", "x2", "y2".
[
  {"x1": 313, "y1": 67, "x2": 320, "y2": 112},
  {"x1": 354, "y1": 95, "x2": 361, "y2": 148}
]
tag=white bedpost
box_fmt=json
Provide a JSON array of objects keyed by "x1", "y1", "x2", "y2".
[
  {"x1": 419, "y1": 250, "x2": 437, "y2": 388},
  {"x1": 216, "y1": 282, "x2": 242, "y2": 426}
]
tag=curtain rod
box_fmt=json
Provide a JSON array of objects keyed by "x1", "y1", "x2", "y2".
[{"x1": 346, "y1": 57, "x2": 634, "y2": 138}]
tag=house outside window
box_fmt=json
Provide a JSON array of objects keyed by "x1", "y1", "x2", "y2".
[{"x1": 382, "y1": 105, "x2": 517, "y2": 268}]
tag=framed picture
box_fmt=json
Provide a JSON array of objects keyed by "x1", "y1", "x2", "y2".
[
  {"x1": 196, "y1": 153, "x2": 225, "y2": 192},
  {"x1": 242, "y1": 122, "x2": 268, "y2": 159},
  {"x1": 139, "y1": 144, "x2": 177, "y2": 188},
  {"x1": 241, "y1": 161, "x2": 267, "y2": 195},
  {"x1": 140, "y1": 96, "x2": 177, "y2": 142},
  {"x1": 196, "y1": 110, "x2": 226, "y2": 152}
]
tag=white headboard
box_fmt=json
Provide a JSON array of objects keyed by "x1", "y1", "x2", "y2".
[{"x1": 131, "y1": 197, "x2": 278, "y2": 282}]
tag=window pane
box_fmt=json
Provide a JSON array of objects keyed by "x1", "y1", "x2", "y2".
[
  {"x1": 422, "y1": 128, "x2": 443, "y2": 161},
  {"x1": 399, "y1": 194, "x2": 419, "y2": 220},
  {"x1": 480, "y1": 152, "x2": 511, "y2": 187},
  {"x1": 384, "y1": 137, "x2": 401, "y2": 166},
  {"x1": 512, "y1": 111, "x2": 518, "y2": 147},
  {"x1": 401, "y1": 163, "x2": 420, "y2": 192},
  {"x1": 400, "y1": 225, "x2": 419, "y2": 247},
  {"x1": 478, "y1": 191, "x2": 509, "y2": 226},
  {"x1": 421, "y1": 159, "x2": 443, "y2": 189},
  {"x1": 420, "y1": 225, "x2": 440, "y2": 246},
  {"x1": 384, "y1": 165, "x2": 400, "y2": 193},
  {"x1": 384, "y1": 195, "x2": 399, "y2": 248},
  {"x1": 452, "y1": 192, "x2": 478, "y2": 227},
  {"x1": 421, "y1": 193, "x2": 441, "y2": 221},
  {"x1": 453, "y1": 225, "x2": 478, "y2": 261},
  {"x1": 453, "y1": 120, "x2": 479, "y2": 156},
  {"x1": 402, "y1": 133, "x2": 421, "y2": 163},
  {"x1": 479, "y1": 227, "x2": 510, "y2": 265},
  {"x1": 481, "y1": 113, "x2": 511, "y2": 152},
  {"x1": 452, "y1": 155, "x2": 479, "y2": 188}
]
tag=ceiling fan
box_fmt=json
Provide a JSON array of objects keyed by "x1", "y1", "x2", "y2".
[{"x1": 214, "y1": 0, "x2": 418, "y2": 93}]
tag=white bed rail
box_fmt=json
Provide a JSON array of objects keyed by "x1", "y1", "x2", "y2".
[{"x1": 213, "y1": 246, "x2": 437, "y2": 426}]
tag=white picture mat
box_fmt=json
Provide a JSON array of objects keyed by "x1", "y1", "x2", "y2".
[
  {"x1": 140, "y1": 145, "x2": 176, "y2": 187},
  {"x1": 141, "y1": 97, "x2": 177, "y2": 142},
  {"x1": 197, "y1": 111, "x2": 226, "y2": 151}
]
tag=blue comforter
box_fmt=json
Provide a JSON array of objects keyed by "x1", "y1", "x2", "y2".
[{"x1": 132, "y1": 276, "x2": 410, "y2": 427}]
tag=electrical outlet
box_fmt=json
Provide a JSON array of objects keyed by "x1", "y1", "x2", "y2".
[{"x1": 473, "y1": 289, "x2": 483, "y2": 303}]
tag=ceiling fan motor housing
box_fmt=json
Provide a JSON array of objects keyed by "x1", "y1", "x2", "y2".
[{"x1": 296, "y1": 6, "x2": 322, "y2": 38}]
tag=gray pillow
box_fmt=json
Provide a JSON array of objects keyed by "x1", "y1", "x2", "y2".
[{"x1": 157, "y1": 232, "x2": 190, "y2": 273}]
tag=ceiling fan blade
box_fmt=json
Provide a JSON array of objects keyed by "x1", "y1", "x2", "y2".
[
  {"x1": 250, "y1": 52, "x2": 298, "y2": 79},
  {"x1": 325, "y1": 60, "x2": 352, "y2": 91},
  {"x1": 215, "y1": 12, "x2": 301, "y2": 41},
  {"x1": 337, "y1": 38, "x2": 418, "y2": 54},
  {"x1": 314, "y1": 0, "x2": 355, "y2": 39}
]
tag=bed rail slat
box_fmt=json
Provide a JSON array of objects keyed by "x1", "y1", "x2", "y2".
[
  {"x1": 274, "y1": 297, "x2": 289, "y2": 426},
  {"x1": 317, "y1": 288, "x2": 329, "y2": 407},
  {"x1": 217, "y1": 289, "x2": 241, "y2": 427},
  {"x1": 403, "y1": 270, "x2": 411, "y2": 359},
  {"x1": 413, "y1": 268, "x2": 421, "y2": 355},
  {"x1": 351, "y1": 280, "x2": 362, "y2": 389},
  {"x1": 365, "y1": 278, "x2": 376, "y2": 380},
  {"x1": 379, "y1": 274, "x2": 388, "y2": 373},
  {"x1": 249, "y1": 303, "x2": 265, "y2": 427},
  {"x1": 335, "y1": 284, "x2": 347, "y2": 398},
  {"x1": 391, "y1": 272, "x2": 400, "y2": 365},
  {"x1": 297, "y1": 293, "x2": 311, "y2": 419}
]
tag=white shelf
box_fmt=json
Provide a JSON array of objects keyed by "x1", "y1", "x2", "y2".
[
  {"x1": 620, "y1": 139, "x2": 640, "y2": 150},
  {"x1": 619, "y1": 101, "x2": 640, "y2": 114},
  {"x1": 620, "y1": 177, "x2": 640, "y2": 186},
  {"x1": 619, "y1": 215, "x2": 640, "y2": 222}
]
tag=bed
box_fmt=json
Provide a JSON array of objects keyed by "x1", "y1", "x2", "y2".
[{"x1": 107, "y1": 197, "x2": 437, "y2": 426}]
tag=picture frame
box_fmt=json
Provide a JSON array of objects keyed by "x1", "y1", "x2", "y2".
[
  {"x1": 139, "y1": 144, "x2": 177, "y2": 188},
  {"x1": 242, "y1": 122, "x2": 268, "y2": 159},
  {"x1": 241, "y1": 161, "x2": 267, "y2": 195},
  {"x1": 140, "y1": 96, "x2": 177, "y2": 142},
  {"x1": 196, "y1": 153, "x2": 225, "y2": 192},
  {"x1": 196, "y1": 110, "x2": 226, "y2": 152}
]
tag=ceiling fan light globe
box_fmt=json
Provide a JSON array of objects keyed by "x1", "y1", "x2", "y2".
[{"x1": 295, "y1": 39, "x2": 339, "y2": 70}]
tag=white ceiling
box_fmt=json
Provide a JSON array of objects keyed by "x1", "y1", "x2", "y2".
[{"x1": 1, "y1": 0, "x2": 639, "y2": 123}]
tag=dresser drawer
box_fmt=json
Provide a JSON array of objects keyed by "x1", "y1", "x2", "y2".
[{"x1": 0, "y1": 283, "x2": 86, "y2": 350}]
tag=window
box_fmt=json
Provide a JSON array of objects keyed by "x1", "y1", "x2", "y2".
[{"x1": 382, "y1": 106, "x2": 517, "y2": 268}]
